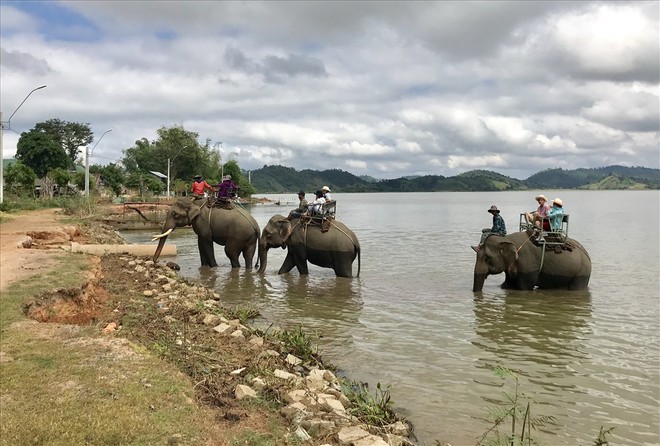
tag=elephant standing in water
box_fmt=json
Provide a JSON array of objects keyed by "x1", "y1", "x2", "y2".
[
  {"x1": 473, "y1": 232, "x2": 591, "y2": 291},
  {"x1": 257, "y1": 214, "x2": 360, "y2": 278},
  {"x1": 152, "y1": 197, "x2": 260, "y2": 269}
]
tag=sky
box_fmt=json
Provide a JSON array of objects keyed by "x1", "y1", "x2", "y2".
[{"x1": 1, "y1": 1, "x2": 658, "y2": 180}]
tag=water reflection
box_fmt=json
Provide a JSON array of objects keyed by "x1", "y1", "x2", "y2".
[
  {"x1": 471, "y1": 291, "x2": 595, "y2": 440},
  {"x1": 268, "y1": 276, "x2": 364, "y2": 365},
  {"x1": 192, "y1": 266, "x2": 364, "y2": 357},
  {"x1": 472, "y1": 290, "x2": 593, "y2": 364}
]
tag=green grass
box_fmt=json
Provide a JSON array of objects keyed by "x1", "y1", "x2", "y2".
[
  {"x1": 0, "y1": 253, "x2": 217, "y2": 446},
  {"x1": 0, "y1": 254, "x2": 88, "y2": 328}
]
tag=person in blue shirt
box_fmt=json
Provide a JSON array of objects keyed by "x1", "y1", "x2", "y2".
[
  {"x1": 472, "y1": 205, "x2": 507, "y2": 252},
  {"x1": 546, "y1": 198, "x2": 565, "y2": 231}
]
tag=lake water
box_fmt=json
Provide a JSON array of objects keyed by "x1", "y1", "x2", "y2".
[{"x1": 121, "y1": 190, "x2": 660, "y2": 446}]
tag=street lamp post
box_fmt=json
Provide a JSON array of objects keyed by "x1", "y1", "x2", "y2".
[
  {"x1": 0, "y1": 84, "x2": 47, "y2": 203},
  {"x1": 167, "y1": 145, "x2": 188, "y2": 198},
  {"x1": 85, "y1": 129, "x2": 112, "y2": 196}
]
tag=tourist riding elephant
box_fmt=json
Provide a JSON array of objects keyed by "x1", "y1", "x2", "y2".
[
  {"x1": 473, "y1": 231, "x2": 591, "y2": 291},
  {"x1": 152, "y1": 197, "x2": 260, "y2": 269},
  {"x1": 256, "y1": 214, "x2": 360, "y2": 278}
]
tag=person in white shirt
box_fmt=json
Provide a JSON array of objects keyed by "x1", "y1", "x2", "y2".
[{"x1": 308, "y1": 190, "x2": 326, "y2": 215}]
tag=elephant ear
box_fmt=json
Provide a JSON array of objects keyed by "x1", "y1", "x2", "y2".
[
  {"x1": 278, "y1": 219, "x2": 292, "y2": 243},
  {"x1": 499, "y1": 242, "x2": 518, "y2": 274},
  {"x1": 188, "y1": 201, "x2": 202, "y2": 222}
]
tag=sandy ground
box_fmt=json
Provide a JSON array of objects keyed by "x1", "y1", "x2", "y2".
[{"x1": 0, "y1": 209, "x2": 70, "y2": 291}]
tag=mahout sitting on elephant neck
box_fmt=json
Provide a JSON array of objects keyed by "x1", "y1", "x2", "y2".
[
  {"x1": 257, "y1": 214, "x2": 360, "y2": 278},
  {"x1": 472, "y1": 230, "x2": 591, "y2": 291},
  {"x1": 152, "y1": 196, "x2": 259, "y2": 269}
]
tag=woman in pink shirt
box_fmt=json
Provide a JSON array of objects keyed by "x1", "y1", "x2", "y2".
[{"x1": 525, "y1": 194, "x2": 551, "y2": 230}]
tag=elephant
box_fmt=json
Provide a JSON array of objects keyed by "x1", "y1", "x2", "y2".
[
  {"x1": 152, "y1": 197, "x2": 260, "y2": 269},
  {"x1": 473, "y1": 231, "x2": 591, "y2": 291},
  {"x1": 256, "y1": 214, "x2": 360, "y2": 278}
]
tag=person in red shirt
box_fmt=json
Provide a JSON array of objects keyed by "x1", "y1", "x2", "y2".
[{"x1": 191, "y1": 175, "x2": 215, "y2": 198}]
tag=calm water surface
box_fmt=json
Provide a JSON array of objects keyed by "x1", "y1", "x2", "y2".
[{"x1": 122, "y1": 190, "x2": 660, "y2": 446}]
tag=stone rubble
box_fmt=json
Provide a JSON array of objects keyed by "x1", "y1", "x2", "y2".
[{"x1": 109, "y1": 254, "x2": 416, "y2": 446}]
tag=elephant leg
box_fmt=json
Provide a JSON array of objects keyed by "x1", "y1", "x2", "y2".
[
  {"x1": 333, "y1": 253, "x2": 354, "y2": 278},
  {"x1": 224, "y1": 241, "x2": 242, "y2": 269},
  {"x1": 278, "y1": 252, "x2": 297, "y2": 274},
  {"x1": 198, "y1": 236, "x2": 218, "y2": 267},
  {"x1": 242, "y1": 242, "x2": 257, "y2": 269}
]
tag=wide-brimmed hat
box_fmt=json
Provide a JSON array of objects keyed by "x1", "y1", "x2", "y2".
[
  {"x1": 487, "y1": 205, "x2": 500, "y2": 214},
  {"x1": 552, "y1": 198, "x2": 563, "y2": 207},
  {"x1": 194, "y1": 175, "x2": 202, "y2": 179},
  {"x1": 321, "y1": 186, "x2": 331, "y2": 192},
  {"x1": 535, "y1": 194, "x2": 547, "y2": 201}
]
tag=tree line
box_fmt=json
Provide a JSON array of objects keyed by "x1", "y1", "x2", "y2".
[{"x1": 4, "y1": 121, "x2": 255, "y2": 200}]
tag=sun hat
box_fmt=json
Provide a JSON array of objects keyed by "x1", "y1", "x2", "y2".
[
  {"x1": 487, "y1": 205, "x2": 500, "y2": 214},
  {"x1": 535, "y1": 194, "x2": 547, "y2": 201},
  {"x1": 321, "y1": 186, "x2": 331, "y2": 192},
  {"x1": 194, "y1": 175, "x2": 202, "y2": 179},
  {"x1": 552, "y1": 198, "x2": 563, "y2": 207}
]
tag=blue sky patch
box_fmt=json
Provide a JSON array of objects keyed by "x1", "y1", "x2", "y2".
[{"x1": 8, "y1": 1, "x2": 100, "y2": 42}]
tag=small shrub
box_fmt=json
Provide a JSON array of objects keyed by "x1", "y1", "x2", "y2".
[
  {"x1": 341, "y1": 380, "x2": 398, "y2": 426},
  {"x1": 277, "y1": 326, "x2": 316, "y2": 361}
]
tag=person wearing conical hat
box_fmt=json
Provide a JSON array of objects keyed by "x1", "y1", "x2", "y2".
[{"x1": 472, "y1": 205, "x2": 507, "y2": 252}]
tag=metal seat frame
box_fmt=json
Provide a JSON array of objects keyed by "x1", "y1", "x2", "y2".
[{"x1": 519, "y1": 213, "x2": 569, "y2": 245}]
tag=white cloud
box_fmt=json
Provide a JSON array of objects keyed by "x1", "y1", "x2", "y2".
[{"x1": 1, "y1": 1, "x2": 658, "y2": 180}]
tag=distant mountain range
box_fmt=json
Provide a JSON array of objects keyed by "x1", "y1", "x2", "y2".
[{"x1": 247, "y1": 165, "x2": 660, "y2": 193}]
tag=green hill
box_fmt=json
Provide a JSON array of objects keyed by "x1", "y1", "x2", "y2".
[{"x1": 246, "y1": 165, "x2": 660, "y2": 193}]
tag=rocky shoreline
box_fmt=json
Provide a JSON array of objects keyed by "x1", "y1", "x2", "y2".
[{"x1": 18, "y1": 216, "x2": 417, "y2": 446}]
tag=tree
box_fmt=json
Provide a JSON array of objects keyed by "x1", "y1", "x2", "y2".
[
  {"x1": 49, "y1": 167, "x2": 71, "y2": 195},
  {"x1": 97, "y1": 163, "x2": 125, "y2": 197},
  {"x1": 222, "y1": 160, "x2": 255, "y2": 197},
  {"x1": 72, "y1": 171, "x2": 92, "y2": 193},
  {"x1": 15, "y1": 130, "x2": 69, "y2": 178},
  {"x1": 4, "y1": 161, "x2": 37, "y2": 196},
  {"x1": 34, "y1": 118, "x2": 93, "y2": 167},
  {"x1": 121, "y1": 125, "x2": 222, "y2": 185},
  {"x1": 124, "y1": 172, "x2": 164, "y2": 198},
  {"x1": 172, "y1": 178, "x2": 189, "y2": 196}
]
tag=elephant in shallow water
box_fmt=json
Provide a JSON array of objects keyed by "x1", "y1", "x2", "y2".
[
  {"x1": 473, "y1": 231, "x2": 591, "y2": 291},
  {"x1": 256, "y1": 214, "x2": 360, "y2": 278},
  {"x1": 152, "y1": 197, "x2": 260, "y2": 269}
]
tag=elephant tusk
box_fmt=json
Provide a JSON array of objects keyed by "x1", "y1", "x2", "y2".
[{"x1": 151, "y1": 228, "x2": 173, "y2": 241}]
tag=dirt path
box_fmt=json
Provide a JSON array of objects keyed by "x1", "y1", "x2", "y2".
[{"x1": 0, "y1": 209, "x2": 73, "y2": 291}]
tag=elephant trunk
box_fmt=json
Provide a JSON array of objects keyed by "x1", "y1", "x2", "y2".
[
  {"x1": 473, "y1": 260, "x2": 489, "y2": 292},
  {"x1": 473, "y1": 273, "x2": 487, "y2": 292},
  {"x1": 257, "y1": 238, "x2": 268, "y2": 274}
]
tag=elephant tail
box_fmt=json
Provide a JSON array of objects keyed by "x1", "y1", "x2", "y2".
[{"x1": 357, "y1": 246, "x2": 361, "y2": 278}]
